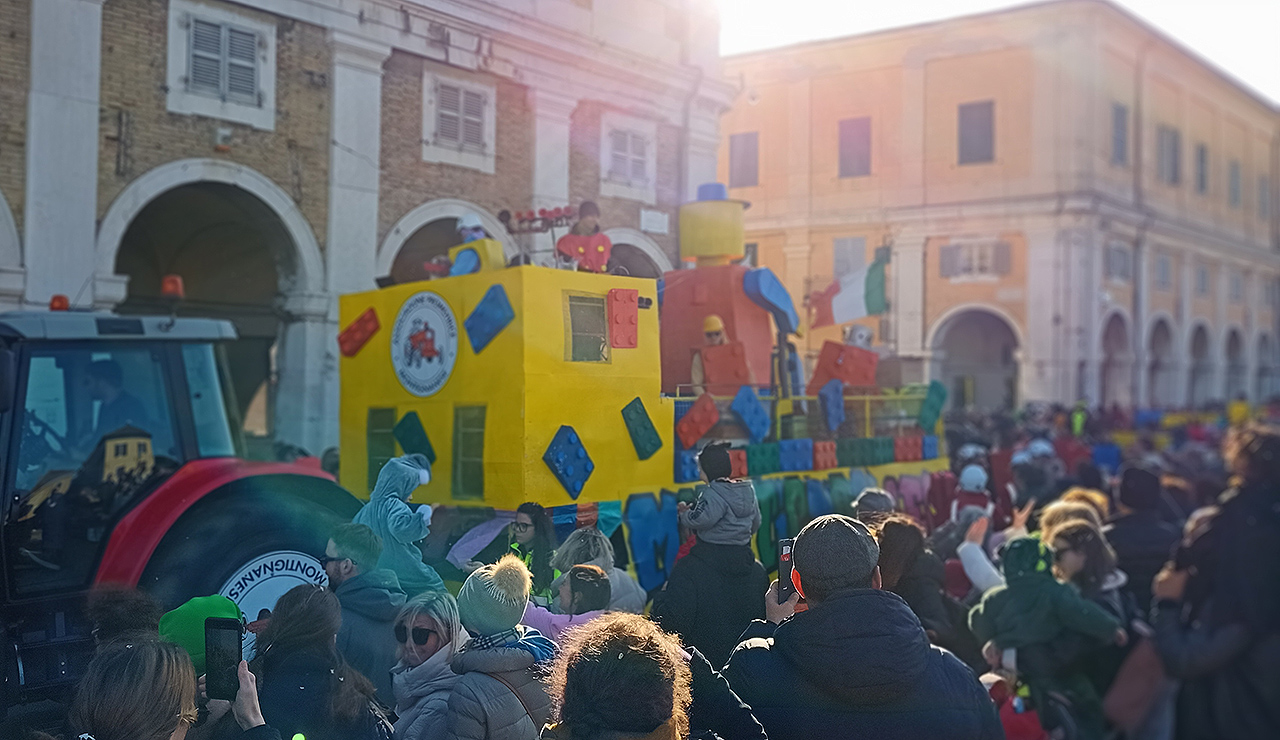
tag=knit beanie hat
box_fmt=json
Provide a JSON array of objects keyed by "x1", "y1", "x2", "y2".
[
  {"x1": 1118, "y1": 465, "x2": 1161, "y2": 511},
  {"x1": 1001, "y1": 537, "x2": 1055, "y2": 582},
  {"x1": 457, "y1": 554, "x2": 531, "y2": 637},
  {"x1": 158, "y1": 595, "x2": 241, "y2": 675}
]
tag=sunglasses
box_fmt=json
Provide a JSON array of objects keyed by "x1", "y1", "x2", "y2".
[
  {"x1": 317, "y1": 555, "x2": 350, "y2": 568},
  {"x1": 395, "y1": 624, "x2": 438, "y2": 646}
]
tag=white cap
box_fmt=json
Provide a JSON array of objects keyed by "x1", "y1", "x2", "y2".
[
  {"x1": 956, "y1": 443, "x2": 985, "y2": 462},
  {"x1": 1027, "y1": 439, "x2": 1055, "y2": 458},
  {"x1": 958, "y1": 464, "x2": 989, "y2": 493},
  {"x1": 456, "y1": 213, "x2": 484, "y2": 232}
]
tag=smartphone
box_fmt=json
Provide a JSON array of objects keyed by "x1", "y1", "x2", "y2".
[
  {"x1": 205, "y1": 617, "x2": 244, "y2": 701},
  {"x1": 777, "y1": 538, "x2": 796, "y2": 604}
]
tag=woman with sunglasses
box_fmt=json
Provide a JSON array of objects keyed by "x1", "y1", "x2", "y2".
[{"x1": 390, "y1": 592, "x2": 469, "y2": 740}]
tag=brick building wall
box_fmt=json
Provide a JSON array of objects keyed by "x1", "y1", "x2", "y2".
[
  {"x1": 97, "y1": 0, "x2": 332, "y2": 250},
  {"x1": 0, "y1": 0, "x2": 29, "y2": 230},
  {"x1": 377, "y1": 52, "x2": 534, "y2": 242},
  {"x1": 568, "y1": 101, "x2": 682, "y2": 264}
]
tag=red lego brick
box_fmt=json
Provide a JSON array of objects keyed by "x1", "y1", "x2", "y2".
[
  {"x1": 729, "y1": 448, "x2": 748, "y2": 478},
  {"x1": 894, "y1": 435, "x2": 924, "y2": 463},
  {"x1": 813, "y1": 440, "x2": 837, "y2": 471},
  {"x1": 608, "y1": 288, "x2": 639, "y2": 348},
  {"x1": 806, "y1": 341, "x2": 878, "y2": 394},
  {"x1": 701, "y1": 341, "x2": 751, "y2": 388},
  {"x1": 676, "y1": 393, "x2": 720, "y2": 449},
  {"x1": 339, "y1": 308, "x2": 380, "y2": 357}
]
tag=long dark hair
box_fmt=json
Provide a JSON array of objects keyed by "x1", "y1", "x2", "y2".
[
  {"x1": 875, "y1": 515, "x2": 926, "y2": 592},
  {"x1": 515, "y1": 502, "x2": 556, "y2": 594},
  {"x1": 252, "y1": 584, "x2": 374, "y2": 722},
  {"x1": 1046, "y1": 520, "x2": 1117, "y2": 598}
]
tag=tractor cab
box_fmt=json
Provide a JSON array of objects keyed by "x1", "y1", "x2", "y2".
[{"x1": 0, "y1": 311, "x2": 241, "y2": 600}]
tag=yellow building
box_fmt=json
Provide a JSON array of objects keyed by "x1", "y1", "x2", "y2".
[{"x1": 721, "y1": 0, "x2": 1280, "y2": 410}]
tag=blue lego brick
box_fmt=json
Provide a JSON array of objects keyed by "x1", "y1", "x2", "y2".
[
  {"x1": 922, "y1": 435, "x2": 939, "y2": 460},
  {"x1": 731, "y1": 385, "x2": 771, "y2": 444},
  {"x1": 543, "y1": 425, "x2": 594, "y2": 499},
  {"x1": 673, "y1": 399, "x2": 695, "y2": 423},
  {"x1": 621, "y1": 397, "x2": 663, "y2": 460},
  {"x1": 819, "y1": 379, "x2": 846, "y2": 433},
  {"x1": 464, "y1": 284, "x2": 515, "y2": 353},
  {"x1": 742, "y1": 267, "x2": 800, "y2": 335},
  {"x1": 779, "y1": 438, "x2": 814, "y2": 472},
  {"x1": 675, "y1": 449, "x2": 700, "y2": 483}
]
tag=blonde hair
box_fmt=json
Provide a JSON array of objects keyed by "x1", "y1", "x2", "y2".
[
  {"x1": 396, "y1": 590, "x2": 468, "y2": 660},
  {"x1": 69, "y1": 636, "x2": 197, "y2": 740},
  {"x1": 1037, "y1": 500, "x2": 1102, "y2": 537},
  {"x1": 1059, "y1": 487, "x2": 1111, "y2": 521}
]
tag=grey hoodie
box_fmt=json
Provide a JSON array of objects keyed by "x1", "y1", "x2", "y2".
[{"x1": 679, "y1": 479, "x2": 762, "y2": 547}]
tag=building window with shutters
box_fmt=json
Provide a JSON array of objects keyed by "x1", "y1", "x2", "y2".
[
  {"x1": 165, "y1": 0, "x2": 276, "y2": 130},
  {"x1": 838, "y1": 118, "x2": 871, "y2": 178},
  {"x1": 1157, "y1": 125, "x2": 1181, "y2": 186},
  {"x1": 729, "y1": 132, "x2": 759, "y2": 188},
  {"x1": 1111, "y1": 103, "x2": 1128, "y2": 166},
  {"x1": 1105, "y1": 243, "x2": 1132, "y2": 283},
  {"x1": 1154, "y1": 252, "x2": 1172, "y2": 290},
  {"x1": 957, "y1": 101, "x2": 995, "y2": 165},
  {"x1": 422, "y1": 74, "x2": 497, "y2": 174},
  {"x1": 1196, "y1": 264, "x2": 1211, "y2": 296},
  {"x1": 1229, "y1": 161, "x2": 1243, "y2": 208},
  {"x1": 833, "y1": 237, "x2": 866, "y2": 279},
  {"x1": 600, "y1": 111, "x2": 658, "y2": 204},
  {"x1": 939, "y1": 240, "x2": 1011, "y2": 281},
  {"x1": 1195, "y1": 144, "x2": 1209, "y2": 194}
]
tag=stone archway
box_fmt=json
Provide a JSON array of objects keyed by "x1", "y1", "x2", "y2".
[
  {"x1": 1100, "y1": 312, "x2": 1132, "y2": 406},
  {"x1": 1188, "y1": 324, "x2": 1213, "y2": 408},
  {"x1": 1258, "y1": 334, "x2": 1275, "y2": 400},
  {"x1": 377, "y1": 199, "x2": 518, "y2": 283},
  {"x1": 1225, "y1": 328, "x2": 1246, "y2": 400},
  {"x1": 927, "y1": 306, "x2": 1020, "y2": 411},
  {"x1": 603, "y1": 227, "x2": 673, "y2": 278},
  {"x1": 97, "y1": 159, "x2": 330, "y2": 455},
  {"x1": 1147, "y1": 318, "x2": 1176, "y2": 408}
]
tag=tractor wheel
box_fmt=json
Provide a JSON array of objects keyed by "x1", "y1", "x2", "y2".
[{"x1": 139, "y1": 483, "x2": 352, "y2": 619}]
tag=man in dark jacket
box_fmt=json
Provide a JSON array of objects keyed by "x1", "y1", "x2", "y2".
[
  {"x1": 651, "y1": 540, "x2": 768, "y2": 669},
  {"x1": 1104, "y1": 465, "x2": 1180, "y2": 613},
  {"x1": 325, "y1": 523, "x2": 407, "y2": 702},
  {"x1": 723, "y1": 514, "x2": 1002, "y2": 740}
]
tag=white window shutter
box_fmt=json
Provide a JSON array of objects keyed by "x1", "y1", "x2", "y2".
[
  {"x1": 609, "y1": 130, "x2": 629, "y2": 179},
  {"x1": 190, "y1": 20, "x2": 222, "y2": 94},
  {"x1": 436, "y1": 83, "x2": 462, "y2": 145},
  {"x1": 461, "y1": 90, "x2": 485, "y2": 149},
  {"x1": 226, "y1": 28, "x2": 258, "y2": 101}
]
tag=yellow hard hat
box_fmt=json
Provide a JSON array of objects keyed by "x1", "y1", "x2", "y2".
[{"x1": 703, "y1": 315, "x2": 725, "y2": 333}]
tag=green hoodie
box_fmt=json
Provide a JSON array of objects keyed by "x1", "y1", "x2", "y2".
[
  {"x1": 158, "y1": 595, "x2": 242, "y2": 675},
  {"x1": 968, "y1": 537, "x2": 1119, "y2": 649}
]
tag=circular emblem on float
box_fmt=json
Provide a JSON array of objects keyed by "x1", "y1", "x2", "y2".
[
  {"x1": 220, "y1": 550, "x2": 328, "y2": 619},
  {"x1": 390, "y1": 291, "x2": 458, "y2": 397}
]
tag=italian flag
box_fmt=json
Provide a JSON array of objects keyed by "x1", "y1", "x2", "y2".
[{"x1": 811, "y1": 256, "x2": 887, "y2": 328}]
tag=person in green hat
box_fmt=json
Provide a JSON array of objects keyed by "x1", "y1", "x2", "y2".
[{"x1": 159, "y1": 594, "x2": 242, "y2": 676}]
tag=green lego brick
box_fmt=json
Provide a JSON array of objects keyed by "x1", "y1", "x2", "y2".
[{"x1": 621, "y1": 397, "x2": 663, "y2": 460}]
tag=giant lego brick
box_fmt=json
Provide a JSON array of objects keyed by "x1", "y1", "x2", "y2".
[
  {"x1": 393, "y1": 411, "x2": 436, "y2": 464},
  {"x1": 874, "y1": 437, "x2": 896, "y2": 466},
  {"x1": 819, "y1": 379, "x2": 846, "y2": 433},
  {"x1": 464, "y1": 284, "x2": 515, "y2": 353},
  {"x1": 917, "y1": 380, "x2": 948, "y2": 432},
  {"x1": 621, "y1": 397, "x2": 662, "y2": 461},
  {"x1": 608, "y1": 288, "x2": 640, "y2": 348},
  {"x1": 674, "y1": 449, "x2": 699, "y2": 483},
  {"x1": 729, "y1": 448, "x2": 748, "y2": 478},
  {"x1": 543, "y1": 425, "x2": 595, "y2": 498},
  {"x1": 731, "y1": 385, "x2": 771, "y2": 444},
  {"x1": 922, "y1": 435, "x2": 939, "y2": 460},
  {"x1": 675, "y1": 393, "x2": 719, "y2": 449},
  {"x1": 812, "y1": 440, "x2": 837, "y2": 471},
  {"x1": 673, "y1": 399, "x2": 694, "y2": 423},
  {"x1": 778, "y1": 438, "x2": 814, "y2": 472},
  {"x1": 701, "y1": 342, "x2": 752, "y2": 391},
  {"x1": 807, "y1": 479, "x2": 834, "y2": 518},
  {"x1": 339, "y1": 307, "x2": 380, "y2": 357},
  {"x1": 747, "y1": 443, "x2": 780, "y2": 476},
  {"x1": 837, "y1": 438, "x2": 859, "y2": 468},
  {"x1": 806, "y1": 341, "x2": 879, "y2": 395},
  {"x1": 894, "y1": 435, "x2": 923, "y2": 463}
]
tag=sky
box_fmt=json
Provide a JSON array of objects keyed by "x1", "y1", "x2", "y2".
[{"x1": 718, "y1": 0, "x2": 1280, "y2": 105}]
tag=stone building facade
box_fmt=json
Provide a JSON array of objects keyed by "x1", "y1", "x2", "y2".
[
  {"x1": 0, "y1": 0, "x2": 731, "y2": 454},
  {"x1": 721, "y1": 0, "x2": 1280, "y2": 411}
]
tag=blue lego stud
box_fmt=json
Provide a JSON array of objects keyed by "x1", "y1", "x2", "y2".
[
  {"x1": 731, "y1": 385, "x2": 771, "y2": 445},
  {"x1": 675, "y1": 449, "x2": 700, "y2": 483},
  {"x1": 819, "y1": 379, "x2": 846, "y2": 433},
  {"x1": 543, "y1": 425, "x2": 594, "y2": 499},
  {"x1": 778, "y1": 438, "x2": 814, "y2": 472},
  {"x1": 922, "y1": 435, "x2": 939, "y2": 460},
  {"x1": 464, "y1": 284, "x2": 515, "y2": 354}
]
